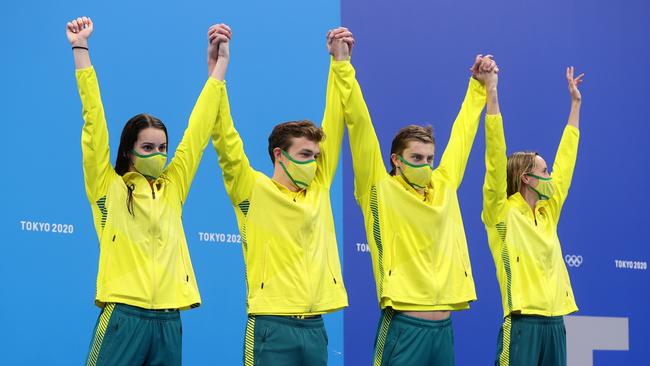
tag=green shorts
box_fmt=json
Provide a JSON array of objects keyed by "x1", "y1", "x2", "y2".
[
  {"x1": 243, "y1": 315, "x2": 328, "y2": 366},
  {"x1": 373, "y1": 308, "x2": 454, "y2": 366},
  {"x1": 495, "y1": 314, "x2": 566, "y2": 366},
  {"x1": 85, "y1": 303, "x2": 182, "y2": 366}
]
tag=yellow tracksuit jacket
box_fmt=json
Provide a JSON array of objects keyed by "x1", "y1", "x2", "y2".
[
  {"x1": 482, "y1": 113, "x2": 579, "y2": 317},
  {"x1": 78, "y1": 67, "x2": 223, "y2": 309},
  {"x1": 337, "y1": 60, "x2": 486, "y2": 310},
  {"x1": 211, "y1": 60, "x2": 348, "y2": 315}
]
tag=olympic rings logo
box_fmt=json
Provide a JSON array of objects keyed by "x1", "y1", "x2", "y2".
[{"x1": 565, "y1": 255, "x2": 583, "y2": 267}]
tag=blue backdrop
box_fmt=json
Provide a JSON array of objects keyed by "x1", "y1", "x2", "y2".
[
  {"x1": 1, "y1": 0, "x2": 648, "y2": 365},
  {"x1": 341, "y1": 0, "x2": 649, "y2": 365},
  {"x1": 0, "y1": 1, "x2": 343, "y2": 365}
]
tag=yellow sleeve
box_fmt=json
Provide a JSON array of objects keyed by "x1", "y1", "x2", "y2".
[
  {"x1": 548, "y1": 125, "x2": 580, "y2": 221},
  {"x1": 211, "y1": 84, "x2": 257, "y2": 205},
  {"x1": 314, "y1": 58, "x2": 345, "y2": 188},
  {"x1": 331, "y1": 59, "x2": 386, "y2": 201},
  {"x1": 482, "y1": 113, "x2": 508, "y2": 226},
  {"x1": 77, "y1": 66, "x2": 118, "y2": 203},
  {"x1": 164, "y1": 77, "x2": 224, "y2": 203},
  {"x1": 436, "y1": 78, "x2": 486, "y2": 189}
]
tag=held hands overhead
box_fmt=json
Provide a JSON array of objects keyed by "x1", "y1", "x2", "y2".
[
  {"x1": 327, "y1": 27, "x2": 355, "y2": 61},
  {"x1": 469, "y1": 54, "x2": 585, "y2": 103},
  {"x1": 66, "y1": 18, "x2": 583, "y2": 99},
  {"x1": 208, "y1": 23, "x2": 232, "y2": 63},
  {"x1": 471, "y1": 54, "x2": 499, "y2": 89},
  {"x1": 206, "y1": 23, "x2": 232, "y2": 80}
]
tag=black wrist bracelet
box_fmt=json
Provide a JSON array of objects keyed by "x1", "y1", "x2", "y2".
[{"x1": 72, "y1": 46, "x2": 89, "y2": 51}]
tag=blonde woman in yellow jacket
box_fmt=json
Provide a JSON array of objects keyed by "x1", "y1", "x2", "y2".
[
  {"x1": 67, "y1": 17, "x2": 231, "y2": 366},
  {"x1": 482, "y1": 66, "x2": 584, "y2": 366}
]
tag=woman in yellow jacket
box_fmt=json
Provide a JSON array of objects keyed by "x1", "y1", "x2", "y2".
[
  {"x1": 482, "y1": 66, "x2": 584, "y2": 366},
  {"x1": 67, "y1": 17, "x2": 231, "y2": 366}
]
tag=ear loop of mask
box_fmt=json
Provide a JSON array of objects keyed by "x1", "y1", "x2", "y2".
[{"x1": 524, "y1": 172, "x2": 554, "y2": 200}]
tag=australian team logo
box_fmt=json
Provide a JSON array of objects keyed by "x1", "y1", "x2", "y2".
[{"x1": 565, "y1": 254, "x2": 583, "y2": 267}]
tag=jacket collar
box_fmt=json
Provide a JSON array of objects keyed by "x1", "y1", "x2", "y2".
[
  {"x1": 392, "y1": 174, "x2": 431, "y2": 201},
  {"x1": 271, "y1": 178, "x2": 306, "y2": 201},
  {"x1": 122, "y1": 171, "x2": 166, "y2": 191},
  {"x1": 508, "y1": 191, "x2": 548, "y2": 216}
]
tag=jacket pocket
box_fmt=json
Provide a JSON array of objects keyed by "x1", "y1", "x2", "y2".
[
  {"x1": 254, "y1": 326, "x2": 271, "y2": 364},
  {"x1": 180, "y1": 255, "x2": 190, "y2": 285},
  {"x1": 260, "y1": 241, "x2": 269, "y2": 290},
  {"x1": 323, "y1": 244, "x2": 338, "y2": 285},
  {"x1": 99, "y1": 230, "x2": 119, "y2": 283},
  {"x1": 454, "y1": 238, "x2": 470, "y2": 278},
  {"x1": 387, "y1": 233, "x2": 398, "y2": 278},
  {"x1": 384, "y1": 327, "x2": 404, "y2": 364},
  {"x1": 320, "y1": 327, "x2": 329, "y2": 346}
]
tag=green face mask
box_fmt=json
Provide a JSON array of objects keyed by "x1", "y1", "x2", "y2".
[
  {"x1": 132, "y1": 150, "x2": 167, "y2": 180},
  {"x1": 278, "y1": 150, "x2": 317, "y2": 189},
  {"x1": 398, "y1": 155, "x2": 432, "y2": 189},
  {"x1": 525, "y1": 173, "x2": 555, "y2": 200}
]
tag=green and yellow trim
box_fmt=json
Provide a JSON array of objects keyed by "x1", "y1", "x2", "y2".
[
  {"x1": 499, "y1": 316, "x2": 513, "y2": 366},
  {"x1": 373, "y1": 308, "x2": 395, "y2": 366},
  {"x1": 397, "y1": 155, "x2": 431, "y2": 168},
  {"x1": 244, "y1": 316, "x2": 256, "y2": 366},
  {"x1": 497, "y1": 222, "x2": 513, "y2": 366},
  {"x1": 130, "y1": 150, "x2": 168, "y2": 159},
  {"x1": 86, "y1": 303, "x2": 116, "y2": 366},
  {"x1": 370, "y1": 186, "x2": 385, "y2": 297},
  {"x1": 238, "y1": 200, "x2": 251, "y2": 309},
  {"x1": 281, "y1": 149, "x2": 316, "y2": 165},
  {"x1": 96, "y1": 196, "x2": 107, "y2": 229}
]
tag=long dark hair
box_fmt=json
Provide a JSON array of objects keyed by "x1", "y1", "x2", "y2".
[{"x1": 115, "y1": 113, "x2": 168, "y2": 215}]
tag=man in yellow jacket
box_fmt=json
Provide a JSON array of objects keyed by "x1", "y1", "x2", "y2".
[
  {"x1": 210, "y1": 28, "x2": 355, "y2": 365},
  {"x1": 482, "y1": 66, "x2": 584, "y2": 366},
  {"x1": 339, "y1": 45, "x2": 497, "y2": 364}
]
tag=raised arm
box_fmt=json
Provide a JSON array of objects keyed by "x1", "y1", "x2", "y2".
[
  {"x1": 69, "y1": 17, "x2": 117, "y2": 203},
  {"x1": 435, "y1": 55, "x2": 491, "y2": 189},
  {"x1": 207, "y1": 24, "x2": 232, "y2": 81},
  {"x1": 211, "y1": 85, "x2": 257, "y2": 205},
  {"x1": 209, "y1": 26, "x2": 256, "y2": 205},
  {"x1": 481, "y1": 67, "x2": 508, "y2": 226},
  {"x1": 67, "y1": 17, "x2": 92, "y2": 70},
  {"x1": 313, "y1": 28, "x2": 354, "y2": 188},
  {"x1": 330, "y1": 32, "x2": 386, "y2": 201},
  {"x1": 164, "y1": 24, "x2": 230, "y2": 203},
  {"x1": 566, "y1": 66, "x2": 583, "y2": 129},
  {"x1": 548, "y1": 67, "x2": 583, "y2": 219}
]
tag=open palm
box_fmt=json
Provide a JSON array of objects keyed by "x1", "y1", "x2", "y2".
[{"x1": 567, "y1": 66, "x2": 584, "y2": 102}]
